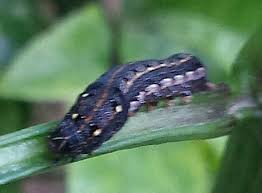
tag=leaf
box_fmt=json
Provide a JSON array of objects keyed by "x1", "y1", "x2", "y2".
[
  {"x1": 123, "y1": 0, "x2": 262, "y2": 33},
  {"x1": 121, "y1": 13, "x2": 245, "y2": 82},
  {"x1": 0, "y1": 4, "x2": 110, "y2": 102},
  {"x1": 213, "y1": 24, "x2": 262, "y2": 193},
  {"x1": 121, "y1": 0, "x2": 262, "y2": 85},
  {"x1": 0, "y1": 0, "x2": 46, "y2": 75},
  {"x1": 67, "y1": 141, "x2": 217, "y2": 193},
  {"x1": 231, "y1": 25, "x2": 262, "y2": 96},
  {"x1": 0, "y1": 99, "x2": 28, "y2": 135},
  {"x1": 0, "y1": 92, "x2": 236, "y2": 185}
]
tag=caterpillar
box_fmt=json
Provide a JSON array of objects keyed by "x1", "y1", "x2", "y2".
[{"x1": 49, "y1": 53, "x2": 214, "y2": 157}]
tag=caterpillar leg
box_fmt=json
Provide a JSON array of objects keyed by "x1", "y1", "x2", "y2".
[
  {"x1": 179, "y1": 90, "x2": 193, "y2": 104},
  {"x1": 145, "y1": 101, "x2": 158, "y2": 111}
]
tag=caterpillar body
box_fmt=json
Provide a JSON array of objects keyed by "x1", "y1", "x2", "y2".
[{"x1": 49, "y1": 53, "x2": 212, "y2": 156}]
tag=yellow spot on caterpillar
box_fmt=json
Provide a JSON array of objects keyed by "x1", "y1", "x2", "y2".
[
  {"x1": 115, "y1": 105, "x2": 123, "y2": 113},
  {"x1": 72, "y1": 113, "x2": 79, "y2": 119},
  {"x1": 93, "y1": 128, "x2": 102, "y2": 136}
]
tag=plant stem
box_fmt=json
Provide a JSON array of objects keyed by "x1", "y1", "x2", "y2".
[
  {"x1": 212, "y1": 116, "x2": 262, "y2": 193},
  {"x1": 0, "y1": 93, "x2": 254, "y2": 184}
]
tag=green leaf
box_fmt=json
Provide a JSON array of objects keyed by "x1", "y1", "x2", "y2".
[
  {"x1": 0, "y1": 0, "x2": 47, "y2": 76},
  {"x1": 0, "y1": 181, "x2": 20, "y2": 193},
  {"x1": 121, "y1": 13, "x2": 245, "y2": 82},
  {"x1": 123, "y1": 0, "x2": 262, "y2": 33},
  {"x1": 0, "y1": 4, "x2": 110, "y2": 102},
  {"x1": 121, "y1": 0, "x2": 262, "y2": 85},
  {"x1": 0, "y1": 0, "x2": 45, "y2": 46},
  {"x1": 67, "y1": 141, "x2": 219, "y2": 193},
  {"x1": 0, "y1": 99, "x2": 28, "y2": 135},
  {"x1": 231, "y1": 26, "x2": 262, "y2": 97},
  {"x1": 0, "y1": 92, "x2": 237, "y2": 185}
]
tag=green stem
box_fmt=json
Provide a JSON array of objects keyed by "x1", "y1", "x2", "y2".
[{"x1": 212, "y1": 116, "x2": 262, "y2": 193}]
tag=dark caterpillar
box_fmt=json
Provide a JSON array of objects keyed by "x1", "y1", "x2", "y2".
[{"x1": 49, "y1": 53, "x2": 213, "y2": 156}]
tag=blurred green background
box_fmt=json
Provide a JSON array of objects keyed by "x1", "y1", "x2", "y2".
[{"x1": 0, "y1": 0, "x2": 261, "y2": 193}]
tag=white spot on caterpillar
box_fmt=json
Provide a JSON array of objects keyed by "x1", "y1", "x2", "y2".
[
  {"x1": 195, "y1": 67, "x2": 206, "y2": 79},
  {"x1": 179, "y1": 57, "x2": 191, "y2": 63},
  {"x1": 185, "y1": 71, "x2": 194, "y2": 81},
  {"x1": 160, "y1": 78, "x2": 173, "y2": 88},
  {"x1": 191, "y1": 67, "x2": 206, "y2": 80},
  {"x1": 81, "y1": 93, "x2": 89, "y2": 97},
  {"x1": 173, "y1": 75, "x2": 184, "y2": 85},
  {"x1": 136, "y1": 91, "x2": 146, "y2": 103},
  {"x1": 145, "y1": 84, "x2": 160, "y2": 95},
  {"x1": 160, "y1": 63, "x2": 167, "y2": 67},
  {"x1": 147, "y1": 67, "x2": 155, "y2": 71},
  {"x1": 129, "y1": 101, "x2": 140, "y2": 112},
  {"x1": 51, "y1": 137, "x2": 65, "y2": 140}
]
